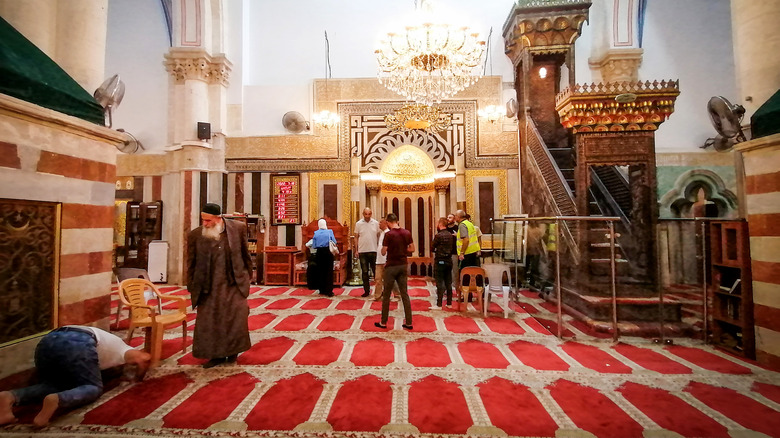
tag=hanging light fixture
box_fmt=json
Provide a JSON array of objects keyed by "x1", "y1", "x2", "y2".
[
  {"x1": 385, "y1": 103, "x2": 452, "y2": 133},
  {"x1": 478, "y1": 105, "x2": 506, "y2": 124},
  {"x1": 314, "y1": 30, "x2": 340, "y2": 130},
  {"x1": 375, "y1": 0, "x2": 486, "y2": 106}
]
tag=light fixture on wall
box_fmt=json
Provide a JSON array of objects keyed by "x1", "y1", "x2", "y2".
[
  {"x1": 314, "y1": 30, "x2": 340, "y2": 130},
  {"x1": 375, "y1": 0, "x2": 486, "y2": 106},
  {"x1": 478, "y1": 105, "x2": 506, "y2": 123},
  {"x1": 385, "y1": 103, "x2": 452, "y2": 133},
  {"x1": 538, "y1": 67, "x2": 548, "y2": 79}
]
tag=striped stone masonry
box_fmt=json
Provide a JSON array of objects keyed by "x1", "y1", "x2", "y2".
[
  {"x1": 0, "y1": 94, "x2": 124, "y2": 380},
  {"x1": 736, "y1": 133, "x2": 780, "y2": 369}
]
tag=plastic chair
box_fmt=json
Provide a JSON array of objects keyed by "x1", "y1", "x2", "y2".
[
  {"x1": 113, "y1": 268, "x2": 154, "y2": 328},
  {"x1": 482, "y1": 263, "x2": 513, "y2": 318},
  {"x1": 118, "y1": 278, "x2": 188, "y2": 367},
  {"x1": 458, "y1": 267, "x2": 486, "y2": 313}
]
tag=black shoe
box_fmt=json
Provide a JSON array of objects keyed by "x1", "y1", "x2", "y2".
[
  {"x1": 226, "y1": 354, "x2": 238, "y2": 363},
  {"x1": 402, "y1": 324, "x2": 413, "y2": 330},
  {"x1": 321, "y1": 291, "x2": 334, "y2": 297},
  {"x1": 361, "y1": 291, "x2": 370, "y2": 297},
  {"x1": 374, "y1": 322, "x2": 387, "y2": 329},
  {"x1": 202, "y1": 358, "x2": 226, "y2": 369}
]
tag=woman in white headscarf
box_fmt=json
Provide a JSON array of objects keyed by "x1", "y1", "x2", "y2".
[{"x1": 307, "y1": 218, "x2": 337, "y2": 296}]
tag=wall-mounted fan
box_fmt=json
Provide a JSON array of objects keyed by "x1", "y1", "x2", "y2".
[
  {"x1": 701, "y1": 96, "x2": 746, "y2": 152},
  {"x1": 116, "y1": 129, "x2": 144, "y2": 154},
  {"x1": 282, "y1": 111, "x2": 310, "y2": 134},
  {"x1": 505, "y1": 98, "x2": 519, "y2": 119},
  {"x1": 94, "y1": 74, "x2": 125, "y2": 128}
]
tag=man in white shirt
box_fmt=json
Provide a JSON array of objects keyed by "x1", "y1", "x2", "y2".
[
  {"x1": 354, "y1": 208, "x2": 381, "y2": 298},
  {"x1": 0, "y1": 326, "x2": 150, "y2": 427}
]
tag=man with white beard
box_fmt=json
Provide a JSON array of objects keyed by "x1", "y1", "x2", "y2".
[{"x1": 187, "y1": 203, "x2": 252, "y2": 368}]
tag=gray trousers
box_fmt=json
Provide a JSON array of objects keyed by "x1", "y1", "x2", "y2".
[{"x1": 380, "y1": 264, "x2": 412, "y2": 325}]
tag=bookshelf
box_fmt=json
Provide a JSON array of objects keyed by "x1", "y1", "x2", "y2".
[
  {"x1": 709, "y1": 220, "x2": 754, "y2": 358},
  {"x1": 224, "y1": 214, "x2": 266, "y2": 284},
  {"x1": 120, "y1": 201, "x2": 163, "y2": 269}
]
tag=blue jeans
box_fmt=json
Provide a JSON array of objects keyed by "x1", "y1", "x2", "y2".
[{"x1": 11, "y1": 328, "x2": 103, "y2": 409}]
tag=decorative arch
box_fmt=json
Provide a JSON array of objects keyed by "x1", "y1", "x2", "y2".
[{"x1": 659, "y1": 169, "x2": 737, "y2": 218}]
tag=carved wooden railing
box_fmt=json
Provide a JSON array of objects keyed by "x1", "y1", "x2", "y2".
[{"x1": 524, "y1": 117, "x2": 579, "y2": 258}]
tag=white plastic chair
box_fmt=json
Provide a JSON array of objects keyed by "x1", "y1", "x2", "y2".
[{"x1": 482, "y1": 263, "x2": 513, "y2": 318}]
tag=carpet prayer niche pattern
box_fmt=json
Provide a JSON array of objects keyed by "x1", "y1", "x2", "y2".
[{"x1": 3, "y1": 279, "x2": 780, "y2": 437}]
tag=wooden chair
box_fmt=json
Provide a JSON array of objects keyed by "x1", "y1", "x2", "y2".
[
  {"x1": 118, "y1": 278, "x2": 188, "y2": 367},
  {"x1": 458, "y1": 267, "x2": 486, "y2": 313},
  {"x1": 113, "y1": 268, "x2": 152, "y2": 328}
]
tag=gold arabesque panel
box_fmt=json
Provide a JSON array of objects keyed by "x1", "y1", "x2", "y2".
[
  {"x1": 308, "y1": 171, "x2": 351, "y2": 224},
  {"x1": 465, "y1": 169, "x2": 509, "y2": 218}
]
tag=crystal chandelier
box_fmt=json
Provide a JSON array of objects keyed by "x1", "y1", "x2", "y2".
[
  {"x1": 385, "y1": 103, "x2": 452, "y2": 133},
  {"x1": 375, "y1": 2, "x2": 486, "y2": 106}
]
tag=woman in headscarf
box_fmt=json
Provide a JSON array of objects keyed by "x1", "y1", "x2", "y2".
[{"x1": 307, "y1": 218, "x2": 337, "y2": 297}]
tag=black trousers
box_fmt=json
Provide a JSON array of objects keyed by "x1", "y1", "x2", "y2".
[{"x1": 359, "y1": 252, "x2": 377, "y2": 294}]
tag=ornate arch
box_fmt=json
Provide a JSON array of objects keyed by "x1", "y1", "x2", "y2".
[{"x1": 659, "y1": 169, "x2": 738, "y2": 218}]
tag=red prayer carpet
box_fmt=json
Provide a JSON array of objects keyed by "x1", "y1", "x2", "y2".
[{"x1": 3, "y1": 279, "x2": 780, "y2": 438}]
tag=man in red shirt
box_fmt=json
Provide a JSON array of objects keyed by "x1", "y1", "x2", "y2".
[{"x1": 374, "y1": 213, "x2": 415, "y2": 330}]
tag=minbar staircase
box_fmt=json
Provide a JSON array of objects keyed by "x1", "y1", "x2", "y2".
[{"x1": 527, "y1": 118, "x2": 684, "y2": 330}]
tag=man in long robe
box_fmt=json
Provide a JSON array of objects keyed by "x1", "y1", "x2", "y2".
[{"x1": 187, "y1": 203, "x2": 252, "y2": 368}]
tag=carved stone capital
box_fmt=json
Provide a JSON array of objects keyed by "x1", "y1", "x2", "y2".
[
  {"x1": 589, "y1": 48, "x2": 644, "y2": 83},
  {"x1": 164, "y1": 49, "x2": 232, "y2": 86},
  {"x1": 434, "y1": 178, "x2": 453, "y2": 191}
]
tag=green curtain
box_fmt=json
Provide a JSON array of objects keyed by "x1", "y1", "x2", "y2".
[{"x1": 0, "y1": 16, "x2": 105, "y2": 125}]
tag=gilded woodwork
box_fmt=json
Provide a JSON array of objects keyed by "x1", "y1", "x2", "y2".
[
  {"x1": 555, "y1": 80, "x2": 680, "y2": 133},
  {"x1": 307, "y1": 172, "x2": 351, "y2": 223},
  {"x1": 464, "y1": 169, "x2": 509, "y2": 218}
]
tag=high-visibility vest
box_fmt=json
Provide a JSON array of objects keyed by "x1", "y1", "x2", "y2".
[
  {"x1": 546, "y1": 223, "x2": 557, "y2": 252},
  {"x1": 456, "y1": 220, "x2": 481, "y2": 255}
]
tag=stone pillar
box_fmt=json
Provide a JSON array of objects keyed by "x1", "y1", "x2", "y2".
[
  {"x1": 0, "y1": 0, "x2": 57, "y2": 58},
  {"x1": 55, "y1": 0, "x2": 108, "y2": 93},
  {"x1": 0, "y1": 0, "x2": 107, "y2": 92},
  {"x1": 735, "y1": 134, "x2": 780, "y2": 369},
  {"x1": 162, "y1": 48, "x2": 230, "y2": 284},
  {"x1": 731, "y1": 0, "x2": 780, "y2": 117},
  {"x1": 368, "y1": 186, "x2": 380, "y2": 216},
  {"x1": 588, "y1": 48, "x2": 644, "y2": 83}
]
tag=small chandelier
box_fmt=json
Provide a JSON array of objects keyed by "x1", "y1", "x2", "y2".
[
  {"x1": 375, "y1": 1, "x2": 486, "y2": 106},
  {"x1": 314, "y1": 31, "x2": 340, "y2": 130},
  {"x1": 312, "y1": 110, "x2": 339, "y2": 130},
  {"x1": 385, "y1": 103, "x2": 452, "y2": 133},
  {"x1": 478, "y1": 105, "x2": 506, "y2": 123}
]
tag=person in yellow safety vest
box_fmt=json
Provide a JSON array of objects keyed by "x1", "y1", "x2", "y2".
[
  {"x1": 455, "y1": 210, "x2": 482, "y2": 287},
  {"x1": 540, "y1": 222, "x2": 557, "y2": 293},
  {"x1": 546, "y1": 222, "x2": 557, "y2": 253}
]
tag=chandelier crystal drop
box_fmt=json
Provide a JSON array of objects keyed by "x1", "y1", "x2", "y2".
[
  {"x1": 375, "y1": 20, "x2": 486, "y2": 106},
  {"x1": 384, "y1": 103, "x2": 452, "y2": 133}
]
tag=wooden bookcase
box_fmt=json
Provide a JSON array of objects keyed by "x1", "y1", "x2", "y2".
[
  {"x1": 121, "y1": 201, "x2": 163, "y2": 269},
  {"x1": 263, "y1": 246, "x2": 298, "y2": 285},
  {"x1": 709, "y1": 220, "x2": 754, "y2": 358},
  {"x1": 224, "y1": 214, "x2": 266, "y2": 284}
]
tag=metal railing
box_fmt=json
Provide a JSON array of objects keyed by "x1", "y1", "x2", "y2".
[{"x1": 494, "y1": 216, "x2": 621, "y2": 341}]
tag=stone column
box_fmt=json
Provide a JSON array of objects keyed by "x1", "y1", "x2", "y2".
[
  {"x1": 367, "y1": 185, "x2": 380, "y2": 215},
  {"x1": 0, "y1": 0, "x2": 57, "y2": 57},
  {"x1": 735, "y1": 134, "x2": 780, "y2": 369},
  {"x1": 731, "y1": 0, "x2": 780, "y2": 117},
  {"x1": 162, "y1": 48, "x2": 230, "y2": 284},
  {"x1": 0, "y1": 0, "x2": 107, "y2": 92},
  {"x1": 55, "y1": 0, "x2": 108, "y2": 93}
]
